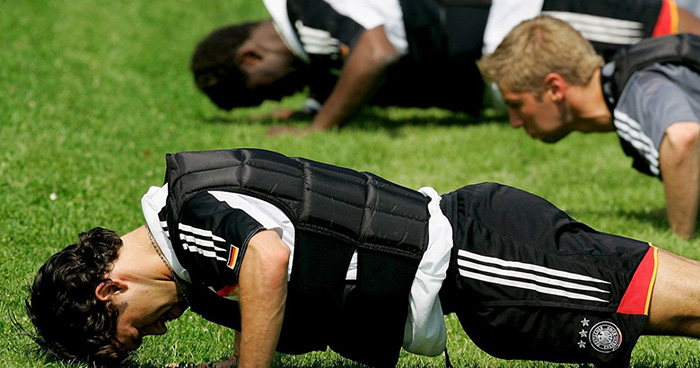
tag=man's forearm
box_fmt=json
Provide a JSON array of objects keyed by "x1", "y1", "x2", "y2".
[
  {"x1": 309, "y1": 26, "x2": 400, "y2": 130},
  {"x1": 234, "y1": 330, "x2": 241, "y2": 358},
  {"x1": 238, "y1": 230, "x2": 290, "y2": 367},
  {"x1": 659, "y1": 122, "x2": 700, "y2": 238},
  {"x1": 663, "y1": 171, "x2": 699, "y2": 238}
]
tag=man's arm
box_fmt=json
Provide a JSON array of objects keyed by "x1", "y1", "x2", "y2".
[
  {"x1": 269, "y1": 26, "x2": 400, "y2": 135},
  {"x1": 310, "y1": 25, "x2": 400, "y2": 130},
  {"x1": 659, "y1": 122, "x2": 700, "y2": 238},
  {"x1": 238, "y1": 229, "x2": 290, "y2": 367}
]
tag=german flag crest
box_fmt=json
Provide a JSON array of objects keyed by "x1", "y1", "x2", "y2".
[{"x1": 227, "y1": 244, "x2": 240, "y2": 269}]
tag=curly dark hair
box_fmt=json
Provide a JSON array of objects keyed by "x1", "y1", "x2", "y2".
[
  {"x1": 25, "y1": 227, "x2": 130, "y2": 367},
  {"x1": 190, "y1": 21, "x2": 266, "y2": 110}
]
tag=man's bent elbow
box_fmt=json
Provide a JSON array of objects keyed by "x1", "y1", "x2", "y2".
[
  {"x1": 663, "y1": 122, "x2": 700, "y2": 165},
  {"x1": 361, "y1": 26, "x2": 401, "y2": 67},
  {"x1": 249, "y1": 229, "x2": 291, "y2": 277}
]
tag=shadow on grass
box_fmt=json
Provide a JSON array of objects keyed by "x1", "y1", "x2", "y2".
[
  {"x1": 123, "y1": 357, "x2": 369, "y2": 368},
  {"x1": 200, "y1": 107, "x2": 508, "y2": 132},
  {"x1": 26, "y1": 356, "x2": 700, "y2": 368},
  {"x1": 271, "y1": 362, "x2": 368, "y2": 368},
  {"x1": 631, "y1": 357, "x2": 700, "y2": 368}
]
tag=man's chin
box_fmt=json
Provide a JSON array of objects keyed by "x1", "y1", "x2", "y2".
[
  {"x1": 539, "y1": 133, "x2": 569, "y2": 144},
  {"x1": 168, "y1": 303, "x2": 188, "y2": 321}
]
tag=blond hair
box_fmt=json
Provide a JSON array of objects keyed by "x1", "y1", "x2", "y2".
[{"x1": 477, "y1": 15, "x2": 604, "y2": 94}]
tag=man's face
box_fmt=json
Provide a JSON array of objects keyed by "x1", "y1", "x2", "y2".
[
  {"x1": 245, "y1": 52, "x2": 296, "y2": 87},
  {"x1": 243, "y1": 52, "x2": 307, "y2": 101},
  {"x1": 113, "y1": 287, "x2": 188, "y2": 351},
  {"x1": 500, "y1": 84, "x2": 571, "y2": 143}
]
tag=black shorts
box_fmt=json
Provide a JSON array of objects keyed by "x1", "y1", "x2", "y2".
[{"x1": 439, "y1": 183, "x2": 658, "y2": 367}]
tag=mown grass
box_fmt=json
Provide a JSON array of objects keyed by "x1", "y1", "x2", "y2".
[{"x1": 2, "y1": 1, "x2": 699, "y2": 367}]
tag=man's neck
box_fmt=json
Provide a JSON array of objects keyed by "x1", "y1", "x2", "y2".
[
  {"x1": 114, "y1": 225, "x2": 174, "y2": 282},
  {"x1": 255, "y1": 20, "x2": 293, "y2": 55},
  {"x1": 568, "y1": 68, "x2": 615, "y2": 133},
  {"x1": 107, "y1": 225, "x2": 183, "y2": 310}
]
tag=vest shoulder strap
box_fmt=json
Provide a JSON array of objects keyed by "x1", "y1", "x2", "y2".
[{"x1": 603, "y1": 33, "x2": 700, "y2": 111}]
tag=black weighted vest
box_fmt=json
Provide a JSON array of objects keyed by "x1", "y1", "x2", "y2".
[
  {"x1": 602, "y1": 33, "x2": 700, "y2": 112},
  {"x1": 601, "y1": 33, "x2": 700, "y2": 176},
  {"x1": 164, "y1": 148, "x2": 430, "y2": 367}
]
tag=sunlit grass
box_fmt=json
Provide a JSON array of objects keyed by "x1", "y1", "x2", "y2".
[{"x1": 2, "y1": 1, "x2": 699, "y2": 367}]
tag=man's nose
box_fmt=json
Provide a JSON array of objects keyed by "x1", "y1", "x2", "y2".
[{"x1": 508, "y1": 109, "x2": 524, "y2": 128}]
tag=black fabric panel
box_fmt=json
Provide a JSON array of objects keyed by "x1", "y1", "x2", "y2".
[
  {"x1": 187, "y1": 285, "x2": 242, "y2": 332},
  {"x1": 362, "y1": 175, "x2": 430, "y2": 257},
  {"x1": 443, "y1": 2, "x2": 490, "y2": 57},
  {"x1": 439, "y1": 183, "x2": 650, "y2": 367},
  {"x1": 391, "y1": 0, "x2": 488, "y2": 115},
  {"x1": 277, "y1": 231, "x2": 355, "y2": 354},
  {"x1": 444, "y1": 183, "x2": 648, "y2": 268},
  {"x1": 439, "y1": 183, "x2": 651, "y2": 311},
  {"x1": 399, "y1": 0, "x2": 446, "y2": 65},
  {"x1": 166, "y1": 150, "x2": 303, "y2": 222},
  {"x1": 300, "y1": 162, "x2": 366, "y2": 240},
  {"x1": 166, "y1": 148, "x2": 429, "y2": 258},
  {"x1": 330, "y1": 250, "x2": 417, "y2": 367},
  {"x1": 374, "y1": 56, "x2": 485, "y2": 114}
]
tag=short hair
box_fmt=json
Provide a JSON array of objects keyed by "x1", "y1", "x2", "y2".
[
  {"x1": 26, "y1": 227, "x2": 129, "y2": 367},
  {"x1": 190, "y1": 21, "x2": 267, "y2": 110},
  {"x1": 477, "y1": 15, "x2": 604, "y2": 94}
]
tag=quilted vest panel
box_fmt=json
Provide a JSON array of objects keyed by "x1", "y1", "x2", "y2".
[{"x1": 164, "y1": 148, "x2": 430, "y2": 367}]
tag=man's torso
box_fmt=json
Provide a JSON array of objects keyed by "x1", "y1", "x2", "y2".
[{"x1": 610, "y1": 62, "x2": 700, "y2": 176}]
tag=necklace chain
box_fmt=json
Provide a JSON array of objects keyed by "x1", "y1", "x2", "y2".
[{"x1": 146, "y1": 225, "x2": 190, "y2": 306}]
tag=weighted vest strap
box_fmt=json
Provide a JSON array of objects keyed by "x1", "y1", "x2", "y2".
[{"x1": 602, "y1": 33, "x2": 700, "y2": 112}]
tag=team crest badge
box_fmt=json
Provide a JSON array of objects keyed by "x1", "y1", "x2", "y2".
[{"x1": 588, "y1": 321, "x2": 622, "y2": 353}]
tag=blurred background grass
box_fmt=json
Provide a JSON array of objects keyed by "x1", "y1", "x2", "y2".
[{"x1": 1, "y1": 1, "x2": 699, "y2": 367}]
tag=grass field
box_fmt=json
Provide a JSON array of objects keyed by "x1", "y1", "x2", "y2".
[{"x1": 2, "y1": 1, "x2": 700, "y2": 367}]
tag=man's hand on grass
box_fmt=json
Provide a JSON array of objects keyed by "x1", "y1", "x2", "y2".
[{"x1": 252, "y1": 108, "x2": 315, "y2": 122}]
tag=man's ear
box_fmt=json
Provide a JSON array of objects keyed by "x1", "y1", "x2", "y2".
[
  {"x1": 544, "y1": 73, "x2": 566, "y2": 102},
  {"x1": 95, "y1": 279, "x2": 127, "y2": 302},
  {"x1": 237, "y1": 43, "x2": 263, "y2": 67}
]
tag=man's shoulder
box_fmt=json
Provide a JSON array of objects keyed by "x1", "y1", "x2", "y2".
[
  {"x1": 614, "y1": 63, "x2": 700, "y2": 159},
  {"x1": 619, "y1": 64, "x2": 694, "y2": 112},
  {"x1": 630, "y1": 64, "x2": 700, "y2": 91}
]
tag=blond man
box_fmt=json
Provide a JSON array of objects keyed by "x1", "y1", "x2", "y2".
[{"x1": 478, "y1": 16, "x2": 700, "y2": 239}]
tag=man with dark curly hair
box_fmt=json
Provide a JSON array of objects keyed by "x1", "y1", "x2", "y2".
[
  {"x1": 191, "y1": 0, "x2": 700, "y2": 135},
  {"x1": 26, "y1": 228, "x2": 138, "y2": 365},
  {"x1": 26, "y1": 148, "x2": 700, "y2": 367}
]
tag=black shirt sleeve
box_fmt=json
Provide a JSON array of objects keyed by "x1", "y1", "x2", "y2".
[
  {"x1": 178, "y1": 191, "x2": 264, "y2": 291},
  {"x1": 287, "y1": 0, "x2": 366, "y2": 70}
]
